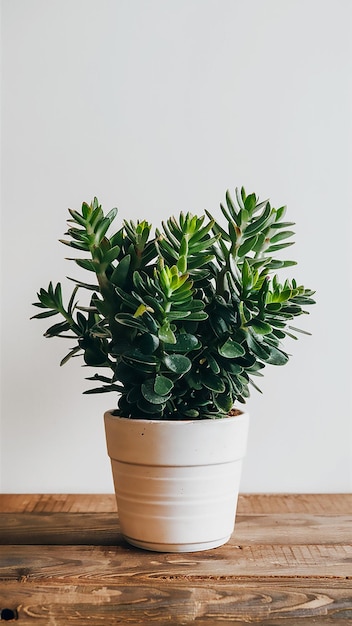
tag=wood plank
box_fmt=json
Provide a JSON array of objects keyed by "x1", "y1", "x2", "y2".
[
  {"x1": 0, "y1": 578, "x2": 351, "y2": 624},
  {"x1": 0, "y1": 512, "x2": 351, "y2": 546},
  {"x1": 0, "y1": 494, "x2": 117, "y2": 513},
  {"x1": 0, "y1": 513, "x2": 120, "y2": 545},
  {"x1": 1, "y1": 542, "x2": 351, "y2": 579},
  {"x1": 237, "y1": 493, "x2": 352, "y2": 515},
  {"x1": 1, "y1": 493, "x2": 352, "y2": 514},
  {"x1": 0, "y1": 494, "x2": 351, "y2": 624}
]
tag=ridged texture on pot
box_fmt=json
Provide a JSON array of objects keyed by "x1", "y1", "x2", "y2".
[{"x1": 104, "y1": 411, "x2": 249, "y2": 552}]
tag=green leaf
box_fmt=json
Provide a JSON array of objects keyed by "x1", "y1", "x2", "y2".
[
  {"x1": 44, "y1": 321, "x2": 71, "y2": 337},
  {"x1": 227, "y1": 361, "x2": 243, "y2": 375},
  {"x1": 154, "y1": 375, "x2": 174, "y2": 396},
  {"x1": 243, "y1": 203, "x2": 271, "y2": 236},
  {"x1": 74, "y1": 258, "x2": 97, "y2": 272},
  {"x1": 83, "y1": 384, "x2": 124, "y2": 395},
  {"x1": 114, "y1": 313, "x2": 146, "y2": 331},
  {"x1": 237, "y1": 187, "x2": 245, "y2": 209},
  {"x1": 201, "y1": 370, "x2": 226, "y2": 392},
  {"x1": 218, "y1": 339, "x2": 245, "y2": 358},
  {"x1": 266, "y1": 302, "x2": 282, "y2": 312},
  {"x1": 164, "y1": 333, "x2": 200, "y2": 353},
  {"x1": 105, "y1": 207, "x2": 118, "y2": 223},
  {"x1": 163, "y1": 354, "x2": 191, "y2": 374},
  {"x1": 167, "y1": 310, "x2": 191, "y2": 321},
  {"x1": 141, "y1": 380, "x2": 170, "y2": 404},
  {"x1": 242, "y1": 259, "x2": 253, "y2": 290},
  {"x1": 138, "y1": 333, "x2": 159, "y2": 355},
  {"x1": 185, "y1": 310, "x2": 208, "y2": 321},
  {"x1": 244, "y1": 193, "x2": 257, "y2": 213},
  {"x1": 214, "y1": 391, "x2": 233, "y2": 413},
  {"x1": 123, "y1": 351, "x2": 158, "y2": 371},
  {"x1": 110, "y1": 255, "x2": 131, "y2": 287},
  {"x1": 103, "y1": 245, "x2": 121, "y2": 265},
  {"x1": 275, "y1": 205, "x2": 287, "y2": 221},
  {"x1": 270, "y1": 230, "x2": 295, "y2": 244},
  {"x1": 266, "y1": 241, "x2": 295, "y2": 253},
  {"x1": 237, "y1": 235, "x2": 258, "y2": 257},
  {"x1": 31, "y1": 309, "x2": 59, "y2": 320},
  {"x1": 225, "y1": 190, "x2": 240, "y2": 225},
  {"x1": 206, "y1": 353, "x2": 220, "y2": 374},
  {"x1": 60, "y1": 346, "x2": 82, "y2": 366},
  {"x1": 67, "y1": 277, "x2": 98, "y2": 291},
  {"x1": 266, "y1": 345, "x2": 289, "y2": 365},
  {"x1": 270, "y1": 221, "x2": 295, "y2": 229},
  {"x1": 68, "y1": 208, "x2": 87, "y2": 227},
  {"x1": 182, "y1": 409, "x2": 200, "y2": 418},
  {"x1": 159, "y1": 320, "x2": 176, "y2": 343},
  {"x1": 247, "y1": 333, "x2": 271, "y2": 360},
  {"x1": 246, "y1": 319, "x2": 273, "y2": 335},
  {"x1": 95, "y1": 217, "x2": 111, "y2": 242},
  {"x1": 62, "y1": 239, "x2": 89, "y2": 251},
  {"x1": 137, "y1": 396, "x2": 164, "y2": 415}
]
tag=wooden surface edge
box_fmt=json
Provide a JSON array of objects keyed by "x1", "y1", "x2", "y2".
[{"x1": 1, "y1": 493, "x2": 351, "y2": 513}]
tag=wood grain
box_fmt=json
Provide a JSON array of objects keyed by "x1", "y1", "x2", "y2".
[
  {"x1": 0, "y1": 494, "x2": 351, "y2": 624},
  {"x1": 0, "y1": 512, "x2": 351, "y2": 546},
  {"x1": 0, "y1": 579, "x2": 351, "y2": 624},
  {"x1": 1, "y1": 492, "x2": 351, "y2": 513},
  {"x1": 1, "y1": 542, "x2": 352, "y2": 579}
]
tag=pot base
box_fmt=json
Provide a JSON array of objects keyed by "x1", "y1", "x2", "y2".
[{"x1": 123, "y1": 534, "x2": 231, "y2": 553}]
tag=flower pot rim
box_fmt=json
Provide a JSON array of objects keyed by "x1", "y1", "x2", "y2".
[{"x1": 104, "y1": 409, "x2": 249, "y2": 427}]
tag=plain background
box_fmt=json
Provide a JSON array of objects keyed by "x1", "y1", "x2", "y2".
[{"x1": 1, "y1": 0, "x2": 351, "y2": 493}]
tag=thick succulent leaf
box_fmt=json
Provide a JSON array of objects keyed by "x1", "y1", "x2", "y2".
[
  {"x1": 137, "y1": 396, "x2": 164, "y2": 415},
  {"x1": 266, "y1": 241, "x2": 295, "y2": 253},
  {"x1": 237, "y1": 235, "x2": 258, "y2": 257},
  {"x1": 214, "y1": 391, "x2": 233, "y2": 413},
  {"x1": 74, "y1": 258, "x2": 97, "y2": 272},
  {"x1": 163, "y1": 354, "x2": 192, "y2": 374},
  {"x1": 115, "y1": 313, "x2": 146, "y2": 331},
  {"x1": 138, "y1": 333, "x2": 159, "y2": 355},
  {"x1": 44, "y1": 321, "x2": 71, "y2": 337},
  {"x1": 201, "y1": 370, "x2": 226, "y2": 392},
  {"x1": 167, "y1": 310, "x2": 191, "y2": 321},
  {"x1": 246, "y1": 319, "x2": 273, "y2": 335},
  {"x1": 218, "y1": 338, "x2": 245, "y2": 358},
  {"x1": 141, "y1": 380, "x2": 170, "y2": 404},
  {"x1": 83, "y1": 383, "x2": 123, "y2": 394},
  {"x1": 123, "y1": 351, "x2": 158, "y2": 372},
  {"x1": 247, "y1": 332, "x2": 271, "y2": 360},
  {"x1": 158, "y1": 320, "x2": 176, "y2": 343},
  {"x1": 154, "y1": 375, "x2": 174, "y2": 396},
  {"x1": 270, "y1": 230, "x2": 295, "y2": 244},
  {"x1": 60, "y1": 346, "x2": 82, "y2": 366},
  {"x1": 241, "y1": 259, "x2": 253, "y2": 291},
  {"x1": 110, "y1": 255, "x2": 132, "y2": 286},
  {"x1": 205, "y1": 353, "x2": 221, "y2": 374},
  {"x1": 243, "y1": 202, "x2": 271, "y2": 236},
  {"x1": 185, "y1": 310, "x2": 208, "y2": 321},
  {"x1": 31, "y1": 309, "x2": 59, "y2": 319},
  {"x1": 164, "y1": 333, "x2": 200, "y2": 353},
  {"x1": 266, "y1": 345, "x2": 289, "y2": 365}
]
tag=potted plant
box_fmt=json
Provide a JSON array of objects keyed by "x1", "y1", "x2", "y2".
[{"x1": 32, "y1": 187, "x2": 315, "y2": 552}]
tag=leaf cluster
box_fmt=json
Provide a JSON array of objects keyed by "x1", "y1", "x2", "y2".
[{"x1": 32, "y1": 188, "x2": 315, "y2": 419}]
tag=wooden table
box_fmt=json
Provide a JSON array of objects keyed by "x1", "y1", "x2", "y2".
[{"x1": 0, "y1": 494, "x2": 351, "y2": 624}]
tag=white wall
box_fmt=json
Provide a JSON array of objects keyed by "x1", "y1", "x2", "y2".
[{"x1": 1, "y1": 0, "x2": 351, "y2": 493}]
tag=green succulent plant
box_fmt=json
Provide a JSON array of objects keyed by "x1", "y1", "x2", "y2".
[{"x1": 32, "y1": 187, "x2": 315, "y2": 419}]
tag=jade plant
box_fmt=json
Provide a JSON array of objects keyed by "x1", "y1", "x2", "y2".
[{"x1": 32, "y1": 187, "x2": 315, "y2": 419}]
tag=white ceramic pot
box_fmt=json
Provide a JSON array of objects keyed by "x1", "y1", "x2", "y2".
[{"x1": 104, "y1": 410, "x2": 249, "y2": 552}]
